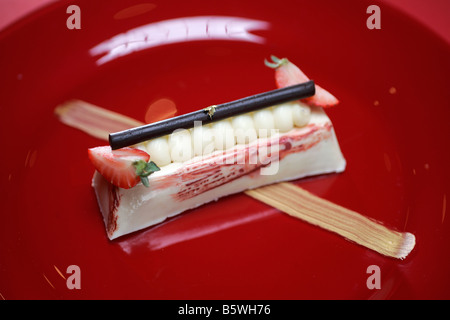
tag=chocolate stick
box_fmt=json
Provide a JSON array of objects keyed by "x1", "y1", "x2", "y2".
[{"x1": 109, "y1": 80, "x2": 315, "y2": 150}]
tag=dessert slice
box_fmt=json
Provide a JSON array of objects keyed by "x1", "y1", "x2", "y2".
[
  {"x1": 92, "y1": 106, "x2": 345, "y2": 239},
  {"x1": 90, "y1": 57, "x2": 346, "y2": 239}
]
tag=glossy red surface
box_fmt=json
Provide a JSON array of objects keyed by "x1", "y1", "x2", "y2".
[{"x1": 0, "y1": 0, "x2": 449, "y2": 299}]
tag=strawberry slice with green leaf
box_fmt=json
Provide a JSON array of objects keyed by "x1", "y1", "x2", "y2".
[
  {"x1": 265, "y1": 55, "x2": 339, "y2": 108},
  {"x1": 88, "y1": 146, "x2": 160, "y2": 189}
]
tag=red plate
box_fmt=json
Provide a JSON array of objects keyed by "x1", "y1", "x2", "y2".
[{"x1": 1, "y1": 0, "x2": 449, "y2": 299}]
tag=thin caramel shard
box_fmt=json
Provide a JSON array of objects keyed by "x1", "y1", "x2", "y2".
[
  {"x1": 245, "y1": 182, "x2": 415, "y2": 259},
  {"x1": 55, "y1": 100, "x2": 144, "y2": 140}
]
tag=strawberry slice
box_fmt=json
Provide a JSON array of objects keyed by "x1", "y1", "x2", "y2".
[
  {"x1": 265, "y1": 55, "x2": 339, "y2": 107},
  {"x1": 88, "y1": 146, "x2": 160, "y2": 189}
]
